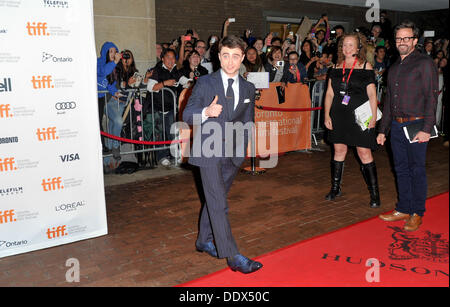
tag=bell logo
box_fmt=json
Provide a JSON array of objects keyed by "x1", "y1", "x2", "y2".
[
  {"x1": 47, "y1": 225, "x2": 67, "y2": 239},
  {"x1": 0, "y1": 210, "x2": 16, "y2": 224},
  {"x1": 36, "y1": 127, "x2": 58, "y2": 141},
  {"x1": 42, "y1": 177, "x2": 64, "y2": 191},
  {"x1": 0, "y1": 157, "x2": 17, "y2": 172},
  {"x1": 26, "y1": 22, "x2": 50, "y2": 36},
  {"x1": 0, "y1": 104, "x2": 11, "y2": 118},
  {"x1": 31, "y1": 75, "x2": 54, "y2": 89}
]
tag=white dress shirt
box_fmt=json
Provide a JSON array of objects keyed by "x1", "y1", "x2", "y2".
[{"x1": 201, "y1": 69, "x2": 239, "y2": 122}]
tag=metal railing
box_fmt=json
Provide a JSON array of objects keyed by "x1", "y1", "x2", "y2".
[{"x1": 99, "y1": 87, "x2": 180, "y2": 166}]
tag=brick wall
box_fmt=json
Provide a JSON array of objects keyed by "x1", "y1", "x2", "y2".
[
  {"x1": 156, "y1": 0, "x2": 382, "y2": 43},
  {"x1": 155, "y1": 1, "x2": 448, "y2": 44}
]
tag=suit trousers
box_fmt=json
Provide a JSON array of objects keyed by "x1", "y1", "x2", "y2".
[
  {"x1": 197, "y1": 158, "x2": 240, "y2": 259},
  {"x1": 390, "y1": 120, "x2": 428, "y2": 216}
]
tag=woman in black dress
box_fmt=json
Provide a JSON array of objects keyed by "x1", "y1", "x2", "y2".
[{"x1": 323, "y1": 33, "x2": 381, "y2": 208}]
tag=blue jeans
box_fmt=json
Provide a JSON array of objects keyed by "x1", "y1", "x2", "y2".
[
  {"x1": 390, "y1": 119, "x2": 428, "y2": 216},
  {"x1": 106, "y1": 97, "x2": 126, "y2": 149}
]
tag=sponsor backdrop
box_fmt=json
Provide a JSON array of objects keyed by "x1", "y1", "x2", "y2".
[{"x1": 0, "y1": 0, "x2": 108, "y2": 258}]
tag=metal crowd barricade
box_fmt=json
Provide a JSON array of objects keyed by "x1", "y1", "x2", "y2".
[
  {"x1": 99, "y1": 87, "x2": 179, "y2": 166},
  {"x1": 305, "y1": 79, "x2": 326, "y2": 147}
]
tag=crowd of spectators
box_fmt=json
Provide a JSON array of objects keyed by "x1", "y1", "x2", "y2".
[{"x1": 98, "y1": 10, "x2": 450, "y2": 168}]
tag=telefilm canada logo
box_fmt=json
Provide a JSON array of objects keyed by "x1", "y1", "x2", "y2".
[
  {"x1": 42, "y1": 0, "x2": 69, "y2": 8},
  {"x1": 0, "y1": 186, "x2": 23, "y2": 197}
]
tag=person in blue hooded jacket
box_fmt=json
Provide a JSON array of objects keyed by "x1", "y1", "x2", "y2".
[{"x1": 97, "y1": 41, "x2": 121, "y2": 153}]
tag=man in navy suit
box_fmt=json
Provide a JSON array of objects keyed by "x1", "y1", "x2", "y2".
[{"x1": 183, "y1": 36, "x2": 263, "y2": 274}]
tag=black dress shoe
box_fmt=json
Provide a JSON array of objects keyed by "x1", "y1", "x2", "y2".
[
  {"x1": 227, "y1": 254, "x2": 263, "y2": 274},
  {"x1": 196, "y1": 241, "x2": 218, "y2": 258}
]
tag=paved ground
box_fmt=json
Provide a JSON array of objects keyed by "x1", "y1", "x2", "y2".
[{"x1": 0, "y1": 138, "x2": 448, "y2": 287}]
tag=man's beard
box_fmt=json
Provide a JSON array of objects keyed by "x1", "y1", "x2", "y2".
[{"x1": 398, "y1": 45, "x2": 413, "y2": 55}]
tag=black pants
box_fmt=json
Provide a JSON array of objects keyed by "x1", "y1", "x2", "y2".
[{"x1": 197, "y1": 158, "x2": 241, "y2": 259}]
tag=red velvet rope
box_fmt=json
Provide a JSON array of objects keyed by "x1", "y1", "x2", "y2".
[
  {"x1": 101, "y1": 131, "x2": 188, "y2": 145},
  {"x1": 256, "y1": 105, "x2": 323, "y2": 112}
]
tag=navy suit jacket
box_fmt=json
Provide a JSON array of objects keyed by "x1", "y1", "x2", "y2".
[{"x1": 183, "y1": 70, "x2": 256, "y2": 168}]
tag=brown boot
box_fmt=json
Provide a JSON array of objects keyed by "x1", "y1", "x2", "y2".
[
  {"x1": 404, "y1": 214, "x2": 422, "y2": 232},
  {"x1": 379, "y1": 210, "x2": 410, "y2": 222}
]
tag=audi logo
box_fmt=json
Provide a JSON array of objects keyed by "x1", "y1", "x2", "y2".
[{"x1": 55, "y1": 102, "x2": 76, "y2": 110}]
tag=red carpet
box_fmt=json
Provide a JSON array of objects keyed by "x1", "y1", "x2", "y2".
[{"x1": 180, "y1": 193, "x2": 449, "y2": 287}]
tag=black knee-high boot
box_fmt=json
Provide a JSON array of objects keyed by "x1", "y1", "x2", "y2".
[
  {"x1": 361, "y1": 161, "x2": 381, "y2": 208},
  {"x1": 325, "y1": 160, "x2": 344, "y2": 200}
]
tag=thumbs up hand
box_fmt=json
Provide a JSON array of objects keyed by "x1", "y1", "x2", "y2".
[{"x1": 205, "y1": 95, "x2": 222, "y2": 118}]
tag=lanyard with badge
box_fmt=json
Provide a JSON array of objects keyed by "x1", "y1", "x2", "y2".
[{"x1": 340, "y1": 57, "x2": 358, "y2": 105}]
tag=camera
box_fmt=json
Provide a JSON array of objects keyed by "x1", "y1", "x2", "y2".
[
  {"x1": 315, "y1": 51, "x2": 322, "y2": 58},
  {"x1": 121, "y1": 52, "x2": 131, "y2": 60},
  {"x1": 276, "y1": 61, "x2": 284, "y2": 67},
  {"x1": 185, "y1": 35, "x2": 192, "y2": 41},
  {"x1": 194, "y1": 69, "x2": 200, "y2": 78}
]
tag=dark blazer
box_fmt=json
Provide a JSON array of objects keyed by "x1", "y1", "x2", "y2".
[{"x1": 183, "y1": 70, "x2": 256, "y2": 168}]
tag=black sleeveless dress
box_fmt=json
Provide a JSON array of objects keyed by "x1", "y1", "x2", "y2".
[{"x1": 327, "y1": 65, "x2": 377, "y2": 150}]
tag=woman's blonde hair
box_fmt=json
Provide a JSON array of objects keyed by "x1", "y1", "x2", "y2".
[{"x1": 337, "y1": 33, "x2": 367, "y2": 65}]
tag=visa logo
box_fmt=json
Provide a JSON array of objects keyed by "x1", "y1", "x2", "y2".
[{"x1": 60, "y1": 153, "x2": 80, "y2": 162}]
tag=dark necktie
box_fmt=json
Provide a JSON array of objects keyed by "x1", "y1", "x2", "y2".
[{"x1": 226, "y1": 78, "x2": 235, "y2": 115}]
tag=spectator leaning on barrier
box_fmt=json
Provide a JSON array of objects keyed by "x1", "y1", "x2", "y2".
[
  {"x1": 143, "y1": 48, "x2": 183, "y2": 167},
  {"x1": 97, "y1": 41, "x2": 121, "y2": 154},
  {"x1": 312, "y1": 48, "x2": 333, "y2": 80},
  {"x1": 105, "y1": 49, "x2": 138, "y2": 160},
  {"x1": 281, "y1": 51, "x2": 307, "y2": 86}
]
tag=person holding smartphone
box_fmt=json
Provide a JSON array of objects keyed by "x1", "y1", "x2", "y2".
[{"x1": 263, "y1": 46, "x2": 285, "y2": 82}]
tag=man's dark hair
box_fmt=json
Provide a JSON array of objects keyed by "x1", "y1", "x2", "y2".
[
  {"x1": 271, "y1": 36, "x2": 282, "y2": 45},
  {"x1": 194, "y1": 39, "x2": 207, "y2": 48},
  {"x1": 394, "y1": 20, "x2": 420, "y2": 38},
  {"x1": 333, "y1": 25, "x2": 345, "y2": 32},
  {"x1": 219, "y1": 35, "x2": 246, "y2": 54},
  {"x1": 287, "y1": 51, "x2": 300, "y2": 58},
  {"x1": 161, "y1": 48, "x2": 176, "y2": 58},
  {"x1": 375, "y1": 45, "x2": 387, "y2": 53}
]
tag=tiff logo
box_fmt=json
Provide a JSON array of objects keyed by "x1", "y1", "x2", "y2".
[
  {"x1": 0, "y1": 210, "x2": 16, "y2": 224},
  {"x1": 0, "y1": 157, "x2": 17, "y2": 172},
  {"x1": 42, "y1": 177, "x2": 64, "y2": 191},
  {"x1": 0, "y1": 104, "x2": 11, "y2": 118},
  {"x1": 26, "y1": 22, "x2": 49, "y2": 36},
  {"x1": 31, "y1": 76, "x2": 54, "y2": 89},
  {"x1": 0, "y1": 78, "x2": 12, "y2": 92},
  {"x1": 47, "y1": 225, "x2": 67, "y2": 239},
  {"x1": 36, "y1": 127, "x2": 58, "y2": 141}
]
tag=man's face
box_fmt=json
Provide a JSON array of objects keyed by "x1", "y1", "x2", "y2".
[
  {"x1": 372, "y1": 27, "x2": 381, "y2": 38},
  {"x1": 395, "y1": 28, "x2": 418, "y2": 57},
  {"x1": 376, "y1": 48, "x2": 386, "y2": 59},
  {"x1": 163, "y1": 52, "x2": 176, "y2": 70},
  {"x1": 336, "y1": 28, "x2": 344, "y2": 38},
  {"x1": 288, "y1": 54, "x2": 299, "y2": 65},
  {"x1": 195, "y1": 41, "x2": 207, "y2": 57},
  {"x1": 219, "y1": 46, "x2": 244, "y2": 76}
]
